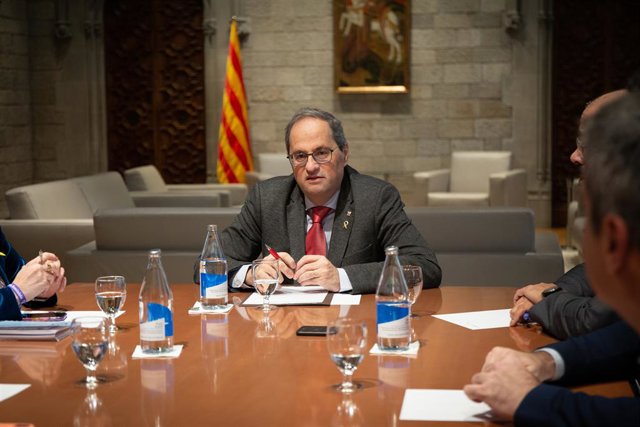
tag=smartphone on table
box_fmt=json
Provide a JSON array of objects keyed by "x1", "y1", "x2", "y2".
[
  {"x1": 296, "y1": 326, "x2": 328, "y2": 336},
  {"x1": 21, "y1": 311, "x2": 68, "y2": 321}
]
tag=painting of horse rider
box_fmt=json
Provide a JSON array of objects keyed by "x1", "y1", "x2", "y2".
[{"x1": 334, "y1": 0, "x2": 410, "y2": 93}]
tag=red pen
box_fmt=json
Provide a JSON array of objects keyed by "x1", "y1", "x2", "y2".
[{"x1": 265, "y1": 244, "x2": 280, "y2": 260}]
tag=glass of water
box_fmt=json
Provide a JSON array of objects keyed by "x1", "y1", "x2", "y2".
[
  {"x1": 71, "y1": 317, "x2": 108, "y2": 389},
  {"x1": 251, "y1": 259, "x2": 280, "y2": 313},
  {"x1": 326, "y1": 318, "x2": 368, "y2": 393},
  {"x1": 402, "y1": 265, "x2": 423, "y2": 317},
  {"x1": 95, "y1": 276, "x2": 126, "y2": 333}
]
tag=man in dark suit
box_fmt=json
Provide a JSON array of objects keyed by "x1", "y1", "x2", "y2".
[
  {"x1": 221, "y1": 107, "x2": 441, "y2": 294},
  {"x1": 509, "y1": 90, "x2": 627, "y2": 339},
  {"x1": 464, "y1": 93, "x2": 640, "y2": 425}
]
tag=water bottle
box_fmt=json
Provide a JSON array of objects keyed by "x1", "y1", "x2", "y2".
[
  {"x1": 199, "y1": 224, "x2": 228, "y2": 309},
  {"x1": 139, "y1": 249, "x2": 174, "y2": 353},
  {"x1": 376, "y1": 245, "x2": 411, "y2": 351}
]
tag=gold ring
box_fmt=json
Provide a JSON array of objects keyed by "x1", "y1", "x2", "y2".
[{"x1": 45, "y1": 263, "x2": 53, "y2": 273}]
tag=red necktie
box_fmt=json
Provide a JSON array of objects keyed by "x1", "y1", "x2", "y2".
[{"x1": 305, "y1": 206, "x2": 333, "y2": 256}]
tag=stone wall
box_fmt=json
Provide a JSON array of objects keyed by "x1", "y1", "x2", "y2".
[
  {"x1": 241, "y1": 0, "x2": 529, "y2": 208},
  {"x1": 0, "y1": 0, "x2": 32, "y2": 218}
]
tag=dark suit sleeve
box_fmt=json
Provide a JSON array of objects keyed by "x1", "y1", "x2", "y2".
[
  {"x1": 343, "y1": 183, "x2": 441, "y2": 294},
  {"x1": 515, "y1": 384, "x2": 640, "y2": 427},
  {"x1": 514, "y1": 321, "x2": 640, "y2": 426},
  {"x1": 528, "y1": 264, "x2": 618, "y2": 339},
  {"x1": 0, "y1": 287, "x2": 22, "y2": 320},
  {"x1": 547, "y1": 321, "x2": 640, "y2": 386}
]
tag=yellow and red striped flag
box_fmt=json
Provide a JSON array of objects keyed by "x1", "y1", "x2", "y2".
[{"x1": 216, "y1": 20, "x2": 253, "y2": 183}]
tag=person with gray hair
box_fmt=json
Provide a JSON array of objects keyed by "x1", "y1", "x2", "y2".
[
  {"x1": 464, "y1": 92, "x2": 640, "y2": 426},
  {"x1": 221, "y1": 107, "x2": 441, "y2": 294}
]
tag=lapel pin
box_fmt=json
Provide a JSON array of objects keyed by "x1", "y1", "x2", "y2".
[
  {"x1": 343, "y1": 220, "x2": 349, "y2": 229},
  {"x1": 347, "y1": 211, "x2": 352, "y2": 217}
]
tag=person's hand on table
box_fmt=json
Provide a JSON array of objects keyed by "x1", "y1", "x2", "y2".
[
  {"x1": 13, "y1": 252, "x2": 67, "y2": 301},
  {"x1": 463, "y1": 347, "x2": 555, "y2": 420},
  {"x1": 509, "y1": 297, "x2": 533, "y2": 326},
  {"x1": 294, "y1": 255, "x2": 340, "y2": 292},
  {"x1": 244, "y1": 252, "x2": 297, "y2": 287},
  {"x1": 512, "y1": 282, "x2": 555, "y2": 305}
]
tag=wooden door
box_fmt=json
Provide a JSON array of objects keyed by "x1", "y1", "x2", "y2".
[
  {"x1": 551, "y1": 0, "x2": 640, "y2": 226},
  {"x1": 104, "y1": 0, "x2": 206, "y2": 183}
]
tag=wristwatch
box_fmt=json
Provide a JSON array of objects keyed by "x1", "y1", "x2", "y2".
[{"x1": 541, "y1": 286, "x2": 562, "y2": 298}]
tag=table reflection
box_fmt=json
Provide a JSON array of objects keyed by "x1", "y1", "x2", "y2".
[
  {"x1": 200, "y1": 314, "x2": 230, "y2": 392},
  {"x1": 5, "y1": 341, "x2": 68, "y2": 387},
  {"x1": 140, "y1": 359, "x2": 174, "y2": 427},
  {"x1": 331, "y1": 393, "x2": 364, "y2": 427},
  {"x1": 73, "y1": 388, "x2": 111, "y2": 427}
]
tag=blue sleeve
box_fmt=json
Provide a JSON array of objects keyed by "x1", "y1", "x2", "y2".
[
  {"x1": 515, "y1": 384, "x2": 640, "y2": 427},
  {"x1": 546, "y1": 321, "x2": 640, "y2": 385},
  {"x1": 0, "y1": 287, "x2": 22, "y2": 320}
]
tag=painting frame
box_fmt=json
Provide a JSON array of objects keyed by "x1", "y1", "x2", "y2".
[{"x1": 333, "y1": 0, "x2": 411, "y2": 94}]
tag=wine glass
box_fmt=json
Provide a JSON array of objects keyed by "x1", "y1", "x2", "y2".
[
  {"x1": 326, "y1": 318, "x2": 368, "y2": 393},
  {"x1": 71, "y1": 317, "x2": 108, "y2": 389},
  {"x1": 251, "y1": 259, "x2": 279, "y2": 312},
  {"x1": 95, "y1": 276, "x2": 127, "y2": 333},
  {"x1": 402, "y1": 265, "x2": 423, "y2": 317}
]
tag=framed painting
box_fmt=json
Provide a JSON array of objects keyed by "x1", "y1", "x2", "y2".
[{"x1": 334, "y1": 0, "x2": 410, "y2": 93}]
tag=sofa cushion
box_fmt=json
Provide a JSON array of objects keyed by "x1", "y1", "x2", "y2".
[
  {"x1": 428, "y1": 192, "x2": 489, "y2": 207},
  {"x1": 405, "y1": 207, "x2": 535, "y2": 253},
  {"x1": 94, "y1": 207, "x2": 241, "y2": 250},
  {"x1": 6, "y1": 180, "x2": 94, "y2": 219},
  {"x1": 123, "y1": 165, "x2": 167, "y2": 191},
  {"x1": 72, "y1": 172, "x2": 136, "y2": 213}
]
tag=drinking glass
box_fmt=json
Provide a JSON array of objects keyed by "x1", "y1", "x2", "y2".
[
  {"x1": 71, "y1": 317, "x2": 108, "y2": 389},
  {"x1": 251, "y1": 259, "x2": 279, "y2": 312},
  {"x1": 326, "y1": 318, "x2": 368, "y2": 393},
  {"x1": 95, "y1": 276, "x2": 127, "y2": 333},
  {"x1": 403, "y1": 265, "x2": 423, "y2": 317}
]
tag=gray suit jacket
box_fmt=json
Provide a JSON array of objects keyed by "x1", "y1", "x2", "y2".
[
  {"x1": 221, "y1": 166, "x2": 441, "y2": 294},
  {"x1": 529, "y1": 263, "x2": 619, "y2": 339}
]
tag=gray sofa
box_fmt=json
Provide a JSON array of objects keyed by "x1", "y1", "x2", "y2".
[
  {"x1": 0, "y1": 172, "x2": 226, "y2": 265},
  {"x1": 123, "y1": 165, "x2": 248, "y2": 207},
  {"x1": 64, "y1": 205, "x2": 563, "y2": 287},
  {"x1": 65, "y1": 207, "x2": 241, "y2": 283},
  {"x1": 405, "y1": 207, "x2": 563, "y2": 286}
]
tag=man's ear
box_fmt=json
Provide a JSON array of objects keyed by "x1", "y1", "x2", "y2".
[
  {"x1": 342, "y1": 143, "x2": 349, "y2": 162},
  {"x1": 602, "y1": 213, "x2": 631, "y2": 275}
]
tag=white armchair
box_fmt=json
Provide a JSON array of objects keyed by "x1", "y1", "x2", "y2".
[
  {"x1": 413, "y1": 151, "x2": 527, "y2": 207},
  {"x1": 245, "y1": 153, "x2": 292, "y2": 189}
]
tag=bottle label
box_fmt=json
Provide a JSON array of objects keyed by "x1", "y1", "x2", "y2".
[
  {"x1": 200, "y1": 273, "x2": 228, "y2": 299},
  {"x1": 377, "y1": 302, "x2": 410, "y2": 339},
  {"x1": 141, "y1": 303, "x2": 173, "y2": 340}
]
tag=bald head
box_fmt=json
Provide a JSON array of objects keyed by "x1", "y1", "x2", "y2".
[{"x1": 571, "y1": 89, "x2": 628, "y2": 165}]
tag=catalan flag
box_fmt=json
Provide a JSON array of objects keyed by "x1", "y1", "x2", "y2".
[{"x1": 216, "y1": 19, "x2": 253, "y2": 183}]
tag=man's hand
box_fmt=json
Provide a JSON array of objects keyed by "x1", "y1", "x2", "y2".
[
  {"x1": 244, "y1": 252, "x2": 297, "y2": 287},
  {"x1": 463, "y1": 347, "x2": 555, "y2": 420},
  {"x1": 509, "y1": 297, "x2": 533, "y2": 326},
  {"x1": 513, "y1": 283, "x2": 556, "y2": 305},
  {"x1": 294, "y1": 255, "x2": 340, "y2": 292}
]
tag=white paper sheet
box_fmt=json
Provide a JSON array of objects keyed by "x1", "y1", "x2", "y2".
[
  {"x1": 132, "y1": 344, "x2": 183, "y2": 359},
  {"x1": 370, "y1": 341, "x2": 420, "y2": 356},
  {"x1": 64, "y1": 311, "x2": 125, "y2": 322},
  {"x1": 330, "y1": 294, "x2": 361, "y2": 305},
  {"x1": 188, "y1": 302, "x2": 234, "y2": 315},
  {"x1": 243, "y1": 288, "x2": 328, "y2": 306},
  {"x1": 400, "y1": 389, "x2": 492, "y2": 422},
  {"x1": 0, "y1": 384, "x2": 30, "y2": 402},
  {"x1": 432, "y1": 308, "x2": 510, "y2": 330}
]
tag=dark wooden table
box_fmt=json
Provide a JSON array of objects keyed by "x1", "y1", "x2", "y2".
[{"x1": 0, "y1": 284, "x2": 631, "y2": 426}]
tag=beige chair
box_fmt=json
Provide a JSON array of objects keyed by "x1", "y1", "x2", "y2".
[
  {"x1": 123, "y1": 165, "x2": 248, "y2": 206},
  {"x1": 245, "y1": 153, "x2": 292, "y2": 189},
  {"x1": 413, "y1": 151, "x2": 527, "y2": 207}
]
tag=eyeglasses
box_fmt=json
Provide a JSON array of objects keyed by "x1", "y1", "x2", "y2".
[{"x1": 287, "y1": 147, "x2": 336, "y2": 167}]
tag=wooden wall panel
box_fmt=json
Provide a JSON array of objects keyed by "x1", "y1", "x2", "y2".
[{"x1": 105, "y1": 0, "x2": 206, "y2": 184}]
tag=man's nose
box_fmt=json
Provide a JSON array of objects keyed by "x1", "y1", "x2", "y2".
[{"x1": 570, "y1": 147, "x2": 584, "y2": 166}]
